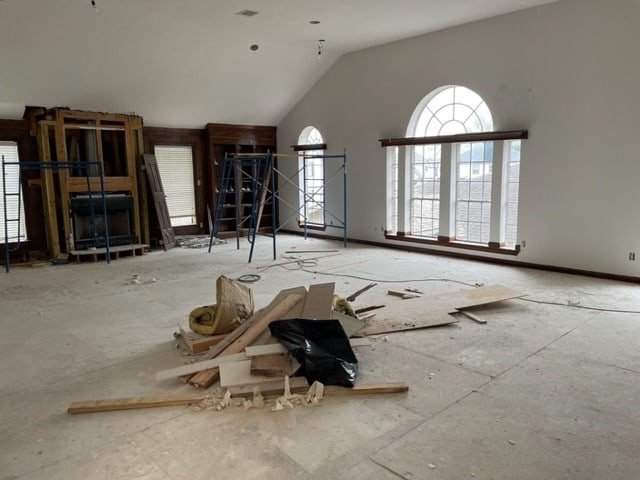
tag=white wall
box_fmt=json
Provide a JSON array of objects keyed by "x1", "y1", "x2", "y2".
[{"x1": 277, "y1": 0, "x2": 640, "y2": 277}]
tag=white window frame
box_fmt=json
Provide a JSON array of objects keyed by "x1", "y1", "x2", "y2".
[
  {"x1": 388, "y1": 85, "x2": 522, "y2": 249},
  {"x1": 297, "y1": 126, "x2": 325, "y2": 227},
  {"x1": 0, "y1": 141, "x2": 27, "y2": 243},
  {"x1": 153, "y1": 145, "x2": 197, "y2": 227}
]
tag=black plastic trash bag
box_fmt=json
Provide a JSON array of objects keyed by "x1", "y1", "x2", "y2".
[{"x1": 269, "y1": 318, "x2": 358, "y2": 387}]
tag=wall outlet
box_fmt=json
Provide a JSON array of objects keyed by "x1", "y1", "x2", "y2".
[
  {"x1": 629, "y1": 252, "x2": 636, "y2": 261},
  {"x1": 521, "y1": 240, "x2": 526, "y2": 248}
]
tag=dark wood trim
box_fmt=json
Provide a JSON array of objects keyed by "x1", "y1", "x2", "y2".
[
  {"x1": 279, "y1": 229, "x2": 640, "y2": 285},
  {"x1": 297, "y1": 221, "x2": 326, "y2": 231},
  {"x1": 291, "y1": 143, "x2": 327, "y2": 152},
  {"x1": 379, "y1": 130, "x2": 528, "y2": 147},
  {"x1": 386, "y1": 233, "x2": 520, "y2": 256}
]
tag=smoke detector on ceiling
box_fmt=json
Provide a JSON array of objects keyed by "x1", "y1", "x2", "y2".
[{"x1": 236, "y1": 9, "x2": 259, "y2": 17}]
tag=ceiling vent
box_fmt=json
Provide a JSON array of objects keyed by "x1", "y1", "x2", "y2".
[{"x1": 236, "y1": 9, "x2": 259, "y2": 17}]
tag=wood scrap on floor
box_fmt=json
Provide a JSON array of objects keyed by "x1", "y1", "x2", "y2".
[
  {"x1": 219, "y1": 359, "x2": 275, "y2": 387},
  {"x1": 174, "y1": 327, "x2": 227, "y2": 354},
  {"x1": 346, "y1": 283, "x2": 377, "y2": 302},
  {"x1": 188, "y1": 292, "x2": 305, "y2": 388},
  {"x1": 456, "y1": 309, "x2": 487, "y2": 324},
  {"x1": 301, "y1": 282, "x2": 335, "y2": 319},
  {"x1": 354, "y1": 304, "x2": 385, "y2": 315},
  {"x1": 67, "y1": 380, "x2": 408, "y2": 414},
  {"x1": 387, "y1": 289, "x2": 421, "y2": 299},
  {"x1": 250, "y1": 354, "x2": 299, "y2": 378},
  {"x1": 356, "y1": 284, "x2": 524, "y2": 336},
  {"x1": 331, "y1": 310, "x2": 366, "y2": 337}
]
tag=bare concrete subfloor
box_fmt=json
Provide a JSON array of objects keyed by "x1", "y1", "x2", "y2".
[{"x1": 1, "y1": 234, "x2": 639, "y2": 480}]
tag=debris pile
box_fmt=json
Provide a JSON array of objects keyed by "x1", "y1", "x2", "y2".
[{"x1": 67, "y1": 276, "x2": 524, "y2": 415}]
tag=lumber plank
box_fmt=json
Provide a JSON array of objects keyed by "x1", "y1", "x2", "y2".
[
  {"x1": 346, "y1": 283, "x2": 377, "y2": 302},
  {"x1": 156, "y1": 352, "x2": 247, "y2": 381},
  {"x1": 356, "y1": 285, "x2": 523, "y2": 336},
  {"x1": 188, "y1": 293, "x2": 304, "y2": 388},
  {"x1": 244, "y1": 337, "x2": 371, "y2": 357},
  {"x1": 219, "y1": 359, "x2": 274, "y2": 387},
  {"x1": 301, "y1": 282, "x2": 335, "y2": 319},
  {"x1": 324, "y1": 383, "x2": 409, "y2": 395},
  {"x1": 67, "y1": 380, "x2": 405, "y2": 414},
  {"x1": 68, "y1": 392, "x2": 211, "y2": 414},
  {"x1": 457, "y1": 309, "x2": 487, "y2": 324},
  {"x1": 176, "y1": 327, "x2": 227, "y2": 354},
  {"x1": 201, "y1": 287, "x2": 306, "y2": 360}
]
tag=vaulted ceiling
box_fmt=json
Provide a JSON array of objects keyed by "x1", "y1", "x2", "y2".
[{"x1": 0, "y1": 0, "x2": 558, "y2": 128}]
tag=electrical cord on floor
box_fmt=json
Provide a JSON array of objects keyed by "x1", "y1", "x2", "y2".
[
  {"x1": 295, "y1": 265, "x2": 640, "y2": 315},
  {"x1": 517, "y1": 297, "x2": 640, "y2": 314}
]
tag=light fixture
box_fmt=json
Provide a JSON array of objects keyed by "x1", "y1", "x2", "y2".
[{"x1": 309, "y1": 20, "x2": 321, "y2": 25}]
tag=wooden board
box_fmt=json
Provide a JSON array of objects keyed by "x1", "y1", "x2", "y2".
[
  {"x1": 176, "y1": 327, "x2": 227, "y2": 354},
  {"x1": 244, "y1": 337, "x2": 371, "y2": 357},
  {"x1": 355, "y1": 285, "x2": 524, "y2": 336},
  {"x1": 67, "y1": 380, "x2": 406, "y2": 414},
  {"x1": 250, "y1": 354, "x2": 298, "y2": 378},
  {"x1": 301, "y1": 282, "x2": 335, "y2": 319},
  {"x1": 156, "y1": 352, "x2": 247, "y2": 381},
  {"x1": 142, "y1": 154, "x2": 175, "y2": 250},
  {"x1": 219, "y1": 359, "x2": 275, "y2": 387},
  {"x1": 331, "y1": 310, "x2": 366, "y2": 337},
  {"x1": 201, "y1": 287, "x2": 306, "y2": 360},
  {"x1": 188, "y1": 293, "x2": 304, "y2": 388},
  {"x1": 68, "y1": 392, "x2": 212, "y2": 414},
  {"x1": 324, "y1": 383, "x2": 409, "y2": 395}
]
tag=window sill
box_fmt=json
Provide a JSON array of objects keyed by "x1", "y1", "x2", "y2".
[
  {"x1": 298, "y1": 222, "x2": 326, "y2": 232},
  {"x1": 385, "y1": 233, "x2": 520, "y2": 256}
]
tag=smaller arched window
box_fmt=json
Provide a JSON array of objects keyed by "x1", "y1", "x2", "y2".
[{"x1": 297, "y1": 127, "x2": 325, "y2": 226}]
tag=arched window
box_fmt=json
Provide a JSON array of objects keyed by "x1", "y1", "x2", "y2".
[
  {"x1": 389, "y1": 85, "x2": 521, "y2": 248},
  {"x1": 298, "y1": 126, "x2": 325, "y2": 226}
]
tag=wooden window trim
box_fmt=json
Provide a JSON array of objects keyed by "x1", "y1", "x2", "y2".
[
  {"x1": 386, "y1": 232, "x2": 520, "y2": 256},
  {"x1": 379, "y1": 130, "x2": 528, "y2": 147},
  {"x1": 291, "y1": 143, "x2": 327, "y2": 152}
]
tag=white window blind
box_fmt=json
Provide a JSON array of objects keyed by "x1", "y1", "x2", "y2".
[
  {"x1": 153, "y1": 145, "x2": 196, "y2": 227},
  {"x1": 0, "y1": 142, "x2": 27, "y2": 243}
]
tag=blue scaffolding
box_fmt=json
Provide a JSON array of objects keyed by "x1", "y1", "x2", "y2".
[{"x1": 1, "y1": 156, "x2": 109, "y2": 272}]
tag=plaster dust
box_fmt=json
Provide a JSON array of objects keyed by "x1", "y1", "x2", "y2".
[{"x1": 1, "y1": 234, "x2": 639, "y2": 479}]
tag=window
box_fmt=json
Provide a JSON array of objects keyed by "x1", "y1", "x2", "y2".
[
  {"x1": 387, "y1": 85, "x2": 522, "y2": 250},
  {"x1": 0, "y1": 142, "x2": 27, "y2": 243},
  {"x1": 298, "y1": 127, "x2": 325, "y2": 226},
  {"x1": 153, "y1": 145, "x2": 196, "y2": 227}
]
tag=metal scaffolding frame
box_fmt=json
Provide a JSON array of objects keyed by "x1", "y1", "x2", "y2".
[
  {"x1": 208, "y1": 152, "x2": 276, "y2": 263},
  {"x1": 270, "y1": 150, "x2": 347, "y2": 248}
]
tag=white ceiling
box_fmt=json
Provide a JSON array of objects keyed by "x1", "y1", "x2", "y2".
[{"x1": 0, "y1": 0, "x2": 558, "y2": 128}]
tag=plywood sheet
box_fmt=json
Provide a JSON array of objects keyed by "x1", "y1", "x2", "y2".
[
  {"x1": 301, "y1": 282, "x2": 335, "y2": 319},
  {"x1": 355, "y1": 284, "x2": 524, "y2": 336}
]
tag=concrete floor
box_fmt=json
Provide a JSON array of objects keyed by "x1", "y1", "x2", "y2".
[{"x1": 1, "y1": 234, "x2": 639, "y2": 480}]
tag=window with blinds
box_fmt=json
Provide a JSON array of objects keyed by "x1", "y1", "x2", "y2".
[
  {"x1": 0, "y1": 142, "x2": 27, "y2": 243},
  {"x1": 153, "y1": 145, "x2": 196, "y2": 227}
]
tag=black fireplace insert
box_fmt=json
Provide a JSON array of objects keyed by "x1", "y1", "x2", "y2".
[{"x1": 70, "y1": 194, "x2": 135, "y2": 249}]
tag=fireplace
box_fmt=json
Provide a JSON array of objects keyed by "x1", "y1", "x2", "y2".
[{"x1": 70, "y1": 194, "x2": 135, "y2": 249}]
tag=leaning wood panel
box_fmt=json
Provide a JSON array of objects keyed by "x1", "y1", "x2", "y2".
[{"x1": 142, "y1": 154, "x2": 175, "y2": 250}]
